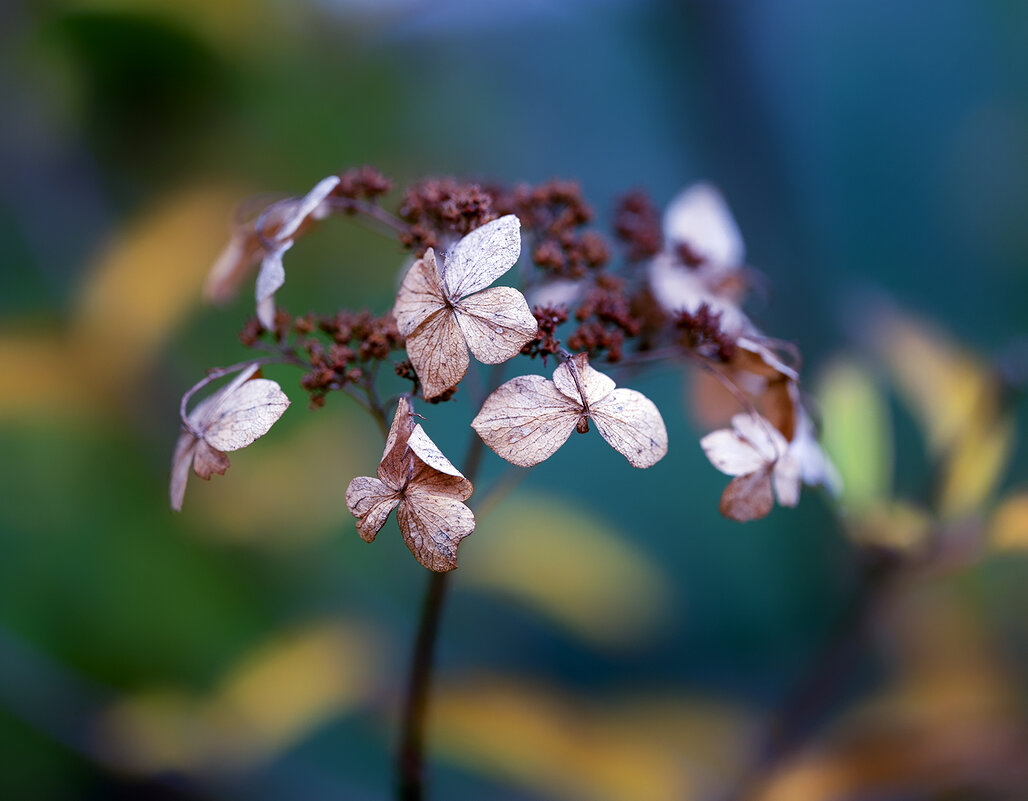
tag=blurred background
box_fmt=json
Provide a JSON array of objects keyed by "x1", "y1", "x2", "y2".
[{"x1": 2, "y1": 1, "x2": 1028, "y2": 799}]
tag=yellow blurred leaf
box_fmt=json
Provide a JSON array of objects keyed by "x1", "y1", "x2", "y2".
[
  {"x1": 72, "y1": 185, "x2": 245, "y2": 397},
  {"x1": 870, "y1": 307, "x2": 997, "y2": 456},
  {"x1": 846, "y1": 501, "x2": 932, "y2": 554},
  {"x1": 98, "y1": 620, "x2": 384, "y2": 775},
  {"x1": 936, "y1": 416, "x2": 1015, "y2": 519},
  {"x1": 461, "y1": 492, "x2": 671, "y2": 648},
  {"x1": 816, "y1": 360, "x2": 892, "y2": 512},
  {"x1": 431, "y1": 677, "x2": 750, "y2": 801},
  {"x1": 989, "y1": 492, "x2": 1028, "y2": 550},
  {"x1": 0, "y1": 329, "x2": 100, "y2": 421}
]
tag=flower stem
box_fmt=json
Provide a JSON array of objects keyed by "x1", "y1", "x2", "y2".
[{"x1": 396, "y1": 431, "x2": 487, "y2": 801}]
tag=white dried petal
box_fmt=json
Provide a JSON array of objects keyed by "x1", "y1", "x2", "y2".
[
  {"x1": 720, "y1": 469, "x2": 775, "y2": 522},
  {"x1": 454, "y1": 286, "x2": 538, "y2": 365},
  {"x1": 398, "y1": 487, "x2": 475, "y2": 572},
  {"x1": 649, "y1": 254, "x2": 752, "y2": 336},
  {"x1": 200, "y1": 379, "x2": 291, "y2": 452},
  {"x1": 471, "y1": 375, "x2": 581, "y2": 467},
  {"x1": 408, "y1": 424, "x2": 465, "y2": 478},
  {"x1": 590, "y1": 388, "x2": 668, "y2": 468},
  {"x1": 772, "y1": 450, "x2": 802, "y2": 507},
  {"x1": 553, "y1": 353, "x2": 615, "y2": 406},
  {"x1": 730, "y1": 413, "x2": 787, "y2": 464},
  {"x1": 405, "y1": 310, "x2": 470, "y2": 400},
  {"x1": 394, "y1": 249, "x2": 447, "y2": 337},
  {"x1": 663, "y1": 182, "x2": 745, "y2": 267},
  {"x1": 169, "y1": 432, "x2": 198, "y2": 511},
  {"x1": 700, "y1": 430, "x2": 766, "y2": 477},
  {"x1": 277, "y1": 175, "x2": 340, "y2": 241},
  {"x1": 442, "y1": 214, "x2": 522, "y2": 300}
]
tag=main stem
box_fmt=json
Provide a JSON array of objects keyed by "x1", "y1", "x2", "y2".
[{"x1": 396, "y1": 432, "x2": 486, "y2": 801}]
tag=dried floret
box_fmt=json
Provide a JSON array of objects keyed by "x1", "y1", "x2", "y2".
[{"x1": 472, "y1": 353, "x2": 668, "y2": 468}]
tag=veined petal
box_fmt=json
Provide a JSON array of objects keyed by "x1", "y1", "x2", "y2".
[
  {"x1": 442, "y1": 215, "x2": 522, "y2": 300},
  {"x1": 553, "y1": 353, "x2": 615, "y2": 407},
  {"x1": 346, "y1": 476, "x2": 400, "y2": 542},
  {"x1": 406, "y1": 310, "x2": 470, "y2": 400},
  {"x1": 394, "y1": 249, "x2": 448, "y2": 337},
  {"x1": 454, "y1": 286, "x2": 538, "y2": 365},
  {"x1": 398, "y1": 489, "x2": 475, "y2": 572},
  {"x1": 590, "y1": 388, "x2": 668, "y2": 468}
]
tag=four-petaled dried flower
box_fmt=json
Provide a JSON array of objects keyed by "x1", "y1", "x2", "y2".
[
  {"x1": 346, "y1": 398, "x2": 475, "y2": 572},
  {"x1": 170, "y1": 364, "x2": 291, "y2": 511},
  {"x1": 472, "y1": 353, "x2": 668, "y2": 468},
  {"x1": 393, "y1": 214, "x2": 538, "y2": 399},
  {"x1": 700, "y1": 412, "x2": 810, "y2": 522},
  {"x1": 255, "y1": 175, "x2": 341, "y2": 329}
]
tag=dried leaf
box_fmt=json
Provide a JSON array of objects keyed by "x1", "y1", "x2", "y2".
[
  {"x1": 170, "y1": 364, "x2": 290, "y2": 511},
  {"x1": 394, "y1": 216, "x2": 537, "y2": 399},
  {"x1": 473, "y1": 354, "x2": 667, "y2": 468},
  {"x1": 719, "y1": 468, "x2": 775, "y2": 522},
  {"x1": 346, "y1": 399, "x2": 475, "y2": 571}
]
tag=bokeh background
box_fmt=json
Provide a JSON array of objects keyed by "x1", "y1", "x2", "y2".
[{"x1": 2, "y1": 1, "x2": 1028, "y2": 799}]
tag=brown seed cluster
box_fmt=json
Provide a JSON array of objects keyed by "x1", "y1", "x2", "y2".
[
  {"x1": 614, "y1": 191, "x2": 662, "y2": 261},
  {"x1": 521, "y1": 304, "x2": 569, "y2": 361},
  {"x1": 332, "y1": 165, "x2": 393, "y2": 202},
  {"x1": 675, "y1": 304, "x2": 737, "y2": 362},
  {"x1": 493, "y1": 180, "x2": 609, "y2": 279},
  {"x1": 399, "y1": 178, "x2": 499, "y2": 252},
  {"x1": 567, "y1": 275, "x2": 643, "y2": 363}
]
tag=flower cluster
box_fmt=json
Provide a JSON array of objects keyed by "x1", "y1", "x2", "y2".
[{"x1": 171, "y1": 167, "x2": 838, "y2": 571}]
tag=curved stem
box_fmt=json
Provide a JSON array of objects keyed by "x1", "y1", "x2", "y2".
[{"x1": 396, "y1": 432, "x2": 487, "y2": 801}]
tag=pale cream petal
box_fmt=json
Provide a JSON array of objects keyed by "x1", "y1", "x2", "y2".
[
  {"x1": 590, "y1": 388, "x2": 669, "y2": 468},
  {"x1": 773, "y1": 451, "x2": 802, "y2": 507},
  {"x1": 255, "y1": 242, "x2": 289, "y2": 329},
  {"x1": 700, "y1": 430, "x2": 767, "y2": 477},
  {"x1": 720, "y1": 469, "x2": 774, "y2": 522},
  {"x1": 407, "y1": 424, "x2": 465, "y2": 478},
  {"x1": 662, "y1": 182, "x2": 745, "y2": 267},
  {"x1": 552, "y1": 353, "x2": 615, "y2": 406},
  {"x1": 442, "y1": 215, "x2": 522, "y2": 300},
  {"x1": 397, "y1": 489, "x2": 475, "y2": 572},
  {"x1": 406, "y1": 310, "x2": 470, "y2": 400},
  {"x1": 471, "y1": 375, "x2": 580, "y2": 467},
  {"x1": 454, "y1": 287, "x2": 538, "y2": 365},
  {"x1": 201, "y1": 378, "x2": 291, "y2": 453},
  {"x1": 345, "y1": 476, "x2": 400, "y2": 542},
  {"x1": 277, "y1": 175, "x2": 341, "y2": 240},
  {"x1": 169, "y1": 431, "x2": 198, "y2": 511},
  {"x1": 730, "y1": 413, "x2": 788, "y2": 464},
  {"x1": 192, "y1": 439, "x2": 231, "y2": 480},
  {"x1": 394, "y1": 249, "x2": 447, "y2": 337},
  {"x1": 648, "y1": 254, "x2": 752, "y2": 336}
]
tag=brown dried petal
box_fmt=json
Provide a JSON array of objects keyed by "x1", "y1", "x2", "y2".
[
  {"x1": 192, "y1": 439, "x2": 231, "y2": 480},
  {"x1": 406, "y1": 310, "x2": 470, "y2": 400},
  {"x1": 471, "y1": 375, "x2": 580, "y2": 467},
  {"x1": 345, "y1": 476, "x2": 401, "y2": 541},
  {"x1": 720, "y1": 469, "x2": 774, "y2": 522},
  {"x1": 590, "y1": 388, "x2": 669, "y2": 468},
  {"x1": 397, "y1": 488, "x2": 475, "y2": 572},
  {"x1": 394, "y1": 249, "x2": 447, "y2": 337},
  {"x1": 455, "y1": 286, "x2": 538, "y2": 365}
]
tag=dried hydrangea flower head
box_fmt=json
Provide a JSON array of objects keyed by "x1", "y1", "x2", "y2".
[
  {"x1": 393, "y1": 214, "x2": 538, "y2": 399},
  {"x1": 700, "y1": 407, "x2": 836, "y2": 522},
  {"x1": 346, "y1": 398, "x2": 475, "y2": 571},
  {"x1": 170, "y1": 363, "x2": 290, "y2": 511},
  {"x1": 472, "y1": 353, "x2": 668, "y2": 468}
]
